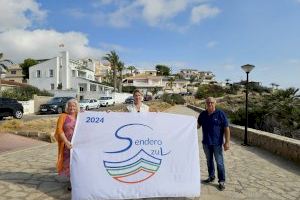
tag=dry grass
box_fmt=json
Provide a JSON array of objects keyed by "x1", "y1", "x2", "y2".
[
  {"x1": 0, "y1": 101, "x2": 173, "y2": 139},
  {"x1": 0, "y1": 118, "x2": 58, "y2": 134},
  {"x1": 147, "y1": 101, "x2": 173, "y2": 112}
]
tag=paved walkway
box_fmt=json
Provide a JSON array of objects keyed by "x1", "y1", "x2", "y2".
[
  {"x1": 0, "y1": 105, "x2": 299, "y2": 200},
  {"x1": 0, "y1": 133, "x2": 47, "y2": 154}
]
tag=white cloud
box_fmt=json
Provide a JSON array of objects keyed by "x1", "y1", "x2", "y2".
[
  {"x1": 206, "y1": 41, "x2": 218, "y2": 48},
  {"x1": 0, "y1": 0, "x2": 47, "y2": 32},
  {"x1": 222, "y1": 63, "x2": 235, "y2": 70},
  {"x1": 99, "y1": 42, "x2": 129, "y2": 52},
  {"x1": 288, "y1": 59, "x2": 300, "y2": 64},
  {"x1": 190, "y1": 4, "x2": 221, "y2": 24},
  {"x1": 137, "y1": 0, "x2": 188, "y2": 26},
  {"x1": 0, "y1": 0, "x2": 107, "y2": 63},
  {"x1": 0, "y1": 29, "x2": 104, "y2": 63},
  {"x1": 65, "y1": 8, "x2": 87, "y2": 19},
  {"x1": 107, "y1": 4, "x2": 138, "y2": 28},
  {"x1": 90, "y1": 0, "x2": 220, "y2": 30}
]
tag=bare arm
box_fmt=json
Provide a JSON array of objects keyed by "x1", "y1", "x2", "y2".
[
  {"x1": 223, "y1": 127, "x2": 230, "y2": 151},
  {"x1": 59, "y1": 133, "x2": 72, "y2": 149}
]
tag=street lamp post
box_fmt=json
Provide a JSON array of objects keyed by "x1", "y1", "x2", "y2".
[{"x1": 241, "y1": 64, "x2": 255, "y2": 146}]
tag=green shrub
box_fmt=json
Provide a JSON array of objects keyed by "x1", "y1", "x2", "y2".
[
  {"x1": 195, "y1": 85, "x2": 226, "y2": 99},
  {"x1": 161, "y1": 93, "x2": 185, "y2": 105},
  {"x1": 122, "y1": 86, "x2": 136, "y2": 93},
  {"x1": 2, "y1": 86, "x2": 53, "y2": 101}
]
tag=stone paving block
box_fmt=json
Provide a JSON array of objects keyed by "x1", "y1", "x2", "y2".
[{"x1": 0, "y1": 105, "x2": 299, "y2": 200}]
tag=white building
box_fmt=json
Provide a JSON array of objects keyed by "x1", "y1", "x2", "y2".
[
  {"x1": 1, "y1": 64, "x2": 25, "y2": 83},
  {"x1": 122, "y1": 74, "x2": 189, "y2": 94},
  {"x1": 29, "y1": 51, "x2": 113, "y2": 99},
  {"x1": 134, "y1": 69, "x2": 157, "y2": 76},
  {"x1": 179, "y1": 69, "x2": 199, "y2": 80},
  {"x1": 179, "y1": 69, "x2": 216, "y2": 84}
]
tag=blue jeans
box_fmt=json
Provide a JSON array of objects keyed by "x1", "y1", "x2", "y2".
[{"x1": 203, "y1": 144, "x2": 225, "y2": 182}]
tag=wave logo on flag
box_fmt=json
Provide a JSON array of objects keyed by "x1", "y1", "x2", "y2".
[{"x1": 103, "y1": 123, "x2": 170, "y2": 184}]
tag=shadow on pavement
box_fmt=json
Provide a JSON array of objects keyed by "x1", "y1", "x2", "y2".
[
  {"x1": 231, "y1": 137, "x2": 300, "y2": 175},
  {"x1": 0, "y1": 170, "x2": 196, "y2": 200},
  {"x1": 0, "y1": 170, "x2": 71, "y2": 199}
]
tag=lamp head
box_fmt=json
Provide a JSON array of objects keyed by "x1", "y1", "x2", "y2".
[{"x1": 241, "y1": 64, "x2": 255, "y2": 73}]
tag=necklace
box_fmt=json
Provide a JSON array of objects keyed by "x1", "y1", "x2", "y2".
[{"x1": 134, "y1": 103, "x2": 141, "y2": 112}]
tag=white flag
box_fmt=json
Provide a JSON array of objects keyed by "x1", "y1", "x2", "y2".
[{"x1": 71, "y1": 112, "x2": 200, "y2": 200}]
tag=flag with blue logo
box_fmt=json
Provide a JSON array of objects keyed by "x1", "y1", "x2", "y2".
[{"x1": 71, "y1": 111, "x2": 200, "y2": 199}]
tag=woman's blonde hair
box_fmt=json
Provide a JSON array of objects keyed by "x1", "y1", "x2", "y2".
[
  {"x1": 133, "y1": 89, "x2": 144, "y2": 96},
  {"x1": 65, "y1": 98, "x2": 80, "y2": 113}
]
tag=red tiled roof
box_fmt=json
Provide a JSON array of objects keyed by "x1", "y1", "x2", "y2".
[{"x1": 0, "y1": 79, "x2": 30, "y2": 87}]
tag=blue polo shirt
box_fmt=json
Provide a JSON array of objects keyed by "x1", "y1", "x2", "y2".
[{"x1": 197, "y1": 109, "x2": 229, "y2": 145}]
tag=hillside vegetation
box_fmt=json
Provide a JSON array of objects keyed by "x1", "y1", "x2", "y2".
[{"x1": 190, "y1": 85, "x2": 300, "y2": 140}]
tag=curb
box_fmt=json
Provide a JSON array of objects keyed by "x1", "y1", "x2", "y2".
[{"x1": 5, "y1": 131, "x2": 56, "y2": 143}]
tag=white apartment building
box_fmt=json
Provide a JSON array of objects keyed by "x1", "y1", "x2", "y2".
[
  {"x1": 180, "y1": 69, "x2": 216, "y2": 84},
  {"x1": 179, "y1": 69, "x2": 199, "y2": 80},
  {"x1": 1, "y1": 64, "x2": 25, "y2": 83},
  {"x1": 29, "y1": 51, "x2": 113, "y2": 99},
  {"x1": 122, "y1": 75, "x2": 189, "y2": 94},
  {"x1": 134, "y1": 69, "x2": 157, "y2": 76},
  {"x1": 122, "y1": 75, "x2": 164, "y2": 88},
  {"x1": 199, "y1": 71, "x2": 217, "y2": 84}
]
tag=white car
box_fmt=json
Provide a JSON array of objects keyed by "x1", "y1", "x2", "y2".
[
  {"x1": 99, "y1": 96, "x2": 115, "y2": 107},
  {"x1": 79, "y1": 99, "x2": 99, "y2": 110}
]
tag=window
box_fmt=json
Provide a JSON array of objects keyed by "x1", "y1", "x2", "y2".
[
  {"x1": 49, "y1": 70, "x2": 54, "y2": 77},
  {"x1": 51, "y1": 83, "x2": 55, "y2": 90},
  {"x1": 37, "y1": 70, "x2": 41, "y2": 78},
  {"x1": 90, "y1": 85, "x2": 97, "y2": 91},
  {"x1": 72, "y1": 70, "x2": 76, "y2": 77},
  {"x1": 11, "y1": 70, "x2": 16, "y2": 74}
]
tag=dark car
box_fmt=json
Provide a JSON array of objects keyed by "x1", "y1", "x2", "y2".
[
  {"x1": 125, "y1": 96, "x2": 134, "y2": 104},
  {"x1": 143, "y1": 95, "x2": 152, "y2": 101},
  {"x1": 0, "y1": 97, "x2": 24, "y2": 120},
  {"x1": 39, "y1": 97, "x2": 74, "y2": 114}
]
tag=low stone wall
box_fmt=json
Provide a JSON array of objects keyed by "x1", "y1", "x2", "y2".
[
  {"x1": 33, "y1": 95, "x2": 52, "y2": 113},
  {"x1": 19, "y1": 100, "x2": 34, "y2": 114},
  {"x1": 187, "y1": 104, "x2": 300, "y2": 164},
  {"x1": 8, "y1": 131, "x2": 55, "y2": 143}
]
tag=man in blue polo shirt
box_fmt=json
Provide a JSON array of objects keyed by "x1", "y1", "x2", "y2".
[{"x1": 197, "y1": 97, "x2": 230, "y2": 191}]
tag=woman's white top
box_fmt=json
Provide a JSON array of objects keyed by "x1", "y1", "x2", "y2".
[{"x1": 126, "y1": 103, "x2": 149, "y2": 112}]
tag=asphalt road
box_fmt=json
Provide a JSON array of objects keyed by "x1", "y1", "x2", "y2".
[{"x1": 0, "y1": 103, "x2": 127, "y2": 123}]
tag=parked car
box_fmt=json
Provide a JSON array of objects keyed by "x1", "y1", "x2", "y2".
[
  {"x1": 39, "y1": 96, "x2": 74, "y2": 114},
  {"x1": 0, "y1": 97, "x2": 24, "y2": 120},
  {"x1": 179, "y1": 91, "x2": 192, "y2": 96},
  {"x1": 99, "y1": 96, "x2": 115, "y2": 107},
  {"x1": 79, "y1": 99, "x2": 99, "y2": 110},
  {"x1": 125, "y1": 96, "x2": 134, "y2": 104},
  {"x1": 143, "y1": 95, "x2": 152, "y2": 101}
]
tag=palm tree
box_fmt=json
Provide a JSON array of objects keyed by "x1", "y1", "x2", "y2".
[
  {"x1": 117, "y1": 61, "x2": 125, "y2": 92},
  {"x1": 0, "y1": 53, "x2": 14, "y2": 75},
  {"x1": 270, "y1": 83, "x2": 280, "y2": 91},
  {"x1": 127, "y1": 66, "x2": 136, "y2": 76},
  {"x1": 168, "y1": 77, "x2": 175, "y2": 90},
  {"x1": 225, "y1": 78, "x2": 231, "y2": 85},
  {"x1": 102, "y1": 51, "x2": 119, "y2": 92}
]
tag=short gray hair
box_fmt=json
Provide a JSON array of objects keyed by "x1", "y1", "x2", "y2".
[
  {"x1": 65, "y1": 98, "x2": 79, "y2": 113},
  {"x1": 206, "y1": 97, "x2": 216, "y2": 103}
]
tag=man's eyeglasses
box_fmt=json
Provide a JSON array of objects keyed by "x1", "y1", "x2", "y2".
[{"x1": 206, "y1": 102, "x2": 215, "y2": 104}]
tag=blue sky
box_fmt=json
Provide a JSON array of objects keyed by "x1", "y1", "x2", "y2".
[{"x1": 1, "y1": 0, "x2": 300, "y2": 88}]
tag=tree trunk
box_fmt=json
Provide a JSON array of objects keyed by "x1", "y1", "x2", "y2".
[
  {"x1": 113, "y1": 67, "x2": 117, "y2": 92},
  {"x1": 118, "y1": 70, "x2": 123, "y2": 92}
]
